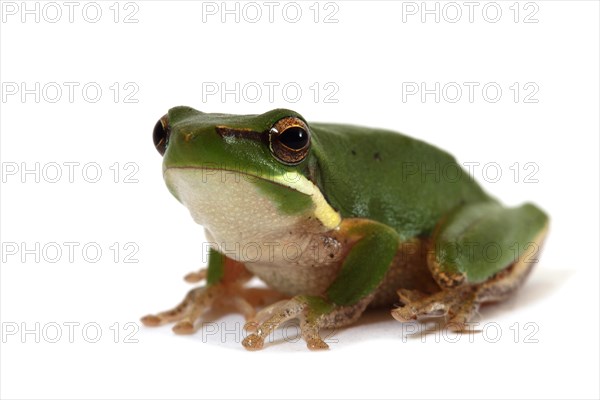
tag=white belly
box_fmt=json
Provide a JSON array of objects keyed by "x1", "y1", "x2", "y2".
[{"x1": 164, "y1": 167, "x2": 343, "y2": 295}]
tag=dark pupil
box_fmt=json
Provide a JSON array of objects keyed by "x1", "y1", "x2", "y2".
[
  {"x1": 153, "y1": 119, "x2": 169, "y2": 155},
  {"x1": 279, "y1": 127, "x2": 308, "y2": 150}
]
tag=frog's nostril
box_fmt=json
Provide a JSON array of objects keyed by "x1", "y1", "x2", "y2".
[{"x1": 153, "y1": 114, "x2": 170, "y2": 156}]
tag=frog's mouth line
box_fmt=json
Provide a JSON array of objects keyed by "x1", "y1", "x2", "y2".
[
  {"x1": 164, "y1": 166, "x2": 306, "y2": 194},
  {"x1": 164, "y1": 166, "x2": 341, "y2": 229}
]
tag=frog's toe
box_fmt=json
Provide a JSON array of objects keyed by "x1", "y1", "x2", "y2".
[
  {"x1": 141, "y1": 287, "x2": 197, "y2": 327},
  {"x1": 141, "y1": 282, "x2": 283, "y2": 337},
  {"x1": 444, "y1": 294, "x2": 479, "y2": 331},
  {"x1": 243, "y1": 299, "x2": 290, "y2": 332},
  {"x1": 241, "y1": 333, "x2": 265, "y2": 350},
  {"x1": 306, "y1": 337, "x2": 329, "y2": 350},
  {"x1": 140, "y1": 314, "x2": 161, "y2": 327},
  {"x1": 301, "y1": 318, "x2": 330, "y2": 351},
  {"x1": 393, "y1": 289, "x2": 450, "y2": 321},
  {"x1": 140, "y1": 286, "x2": 222, "y2": 333},
  {"x1": 183, "y1": 267, "x2": 207, "y2": 283},
  {"x1": 240, "y1": 295, "x2": 368, "y2": 351},
  {"x1": 242, "y1": 297, "x2": 308, "y2": 351},
  {"x1": 241, "y1": 296, "x2": 334, "y2": 351},
  {"x1": 172, "y1": 320, "x2": 195, "y2": 335},
  {"x1": 392, "y1": 286, "x2": 479, "y2": 330}
]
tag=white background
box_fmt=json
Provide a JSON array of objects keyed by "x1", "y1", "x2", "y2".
[{"x1": 1, "y1": 1, "x2": 599, "y2": 399}]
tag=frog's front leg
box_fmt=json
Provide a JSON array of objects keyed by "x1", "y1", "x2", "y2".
[
  {"x1": 392, "y1": 202, "x2": 549, "y2": 330},
  {"x1": 242, "y1": 295, "x2": 373, "y2": 350},
  {"x1": 243, "y1": 219, "x2": 399, "y2": 350},
  {"x1": 141, "y1": 248, "x2": 275, "y2": 334}
]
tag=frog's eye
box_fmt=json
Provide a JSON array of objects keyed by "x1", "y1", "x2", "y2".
[
  {"x1": 269, "y1": 117, "x2": 311, "y2": 165},
  {"x1": 153, "y1": 115, "x2": 170, "y2": 156}
]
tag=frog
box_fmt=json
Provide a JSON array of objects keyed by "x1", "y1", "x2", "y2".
[{"x1": 141, "y1": 106, "x2": 549, "y2": 350}]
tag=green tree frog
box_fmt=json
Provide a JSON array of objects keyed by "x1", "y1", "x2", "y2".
[{"x1": 142, "y1": 106, "x2": 549, "y2": 350}]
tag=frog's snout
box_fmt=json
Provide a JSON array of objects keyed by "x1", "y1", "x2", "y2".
[{"x1": 153, "y1": 114, "x2": 170, "y2": 156}]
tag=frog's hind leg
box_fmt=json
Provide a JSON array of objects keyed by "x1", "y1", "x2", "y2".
[
  {"x1": 395, "y1": 257, "x2": 537, "y2": 330},
  {"x1": 392, "y1": 201, "x2": 549, "y2": 331}
]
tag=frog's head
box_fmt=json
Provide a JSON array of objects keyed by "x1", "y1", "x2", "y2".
[{"x1": 152, "y1": 106, "x2": 340, "y2": 240}]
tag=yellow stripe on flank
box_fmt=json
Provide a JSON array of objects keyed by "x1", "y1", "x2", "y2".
[{"x1": 274, "y1": 171, "x2": 341, "y2": 230}]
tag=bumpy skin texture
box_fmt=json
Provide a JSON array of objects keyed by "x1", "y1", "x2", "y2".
[{"x1": 142, "y1": 107, "x2": 549, "y2": 350}]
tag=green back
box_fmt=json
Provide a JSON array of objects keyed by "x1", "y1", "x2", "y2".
[{"x1": 309, "y1": 123, "x2": 492, "y2": 241}]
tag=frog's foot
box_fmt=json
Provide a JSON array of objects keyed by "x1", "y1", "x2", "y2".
[
  {"x1": 142, "y1": 254, "x2": 283, "y2": 333},
  {"x1": 141, "y1": 284, "x2": 230, "y2": 334},
  {"x1": 242, "y1": 297, "x2": 323, "y2": 351},
  {"x1": 392, "y1": 286, "x2": 479, "y2": 332},
  {"x1": 141, "y1": 282, "x2": 285, "y2": 334},
  {"x1": 242, "y1": 295, "x2": 371, "y2": 351}
]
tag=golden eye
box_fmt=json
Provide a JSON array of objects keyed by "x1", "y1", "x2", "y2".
[{"x1": 269, "y1": 117, "x2": 311, "y2": 165}]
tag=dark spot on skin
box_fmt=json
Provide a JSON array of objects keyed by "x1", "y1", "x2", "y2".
[
  {"x1": 374, "y1": 152, "x2": 381, "y2": 161},
  {"x1": 329, "y1": 254, "x2": 334, "y2": 258},
  {"x1": 351, "y1": 149, "x2": 356, "y2": 156}
]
